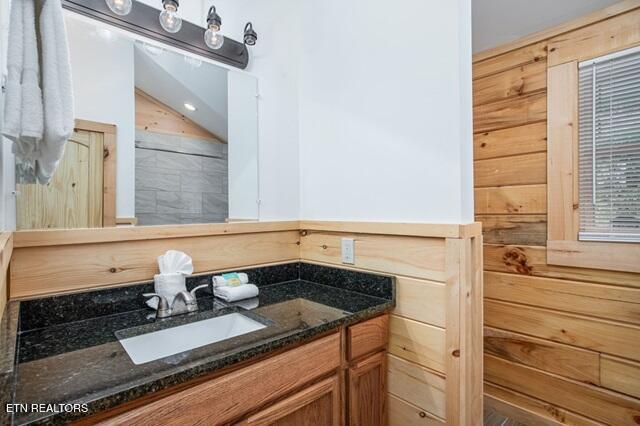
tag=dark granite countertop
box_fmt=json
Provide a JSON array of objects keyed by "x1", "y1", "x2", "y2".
[{"x1": 0, "y1": 262, "x2": 394, "y2": 425}]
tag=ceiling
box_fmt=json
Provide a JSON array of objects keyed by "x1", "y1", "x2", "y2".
[{"x1": 472, "y1": 0, "x2": 621, "y2": 54}]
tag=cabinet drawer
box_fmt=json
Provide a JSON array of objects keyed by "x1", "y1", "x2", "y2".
[
  {"x1": 348, "y1": 314, "x2": 389, "y2": 360},
  {"x1": 101, "y1": 333, "x2": 341, "y2": 426},
  {"x1": 240, "y1": 375, "x2": 341, "y2": 426}
]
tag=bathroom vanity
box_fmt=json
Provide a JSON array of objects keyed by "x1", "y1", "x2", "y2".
[{"x1": 0, "y1": 263, "x2": 394, "y2": 425}]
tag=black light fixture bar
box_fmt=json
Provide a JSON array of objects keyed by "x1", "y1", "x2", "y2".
[{"x1": 62, "y1": 0, "x2": 249, "y2": 69}]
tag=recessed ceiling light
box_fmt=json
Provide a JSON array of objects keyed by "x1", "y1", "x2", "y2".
[{"x1": 184, "y1": 103, "x2": 197, "y2": 111}]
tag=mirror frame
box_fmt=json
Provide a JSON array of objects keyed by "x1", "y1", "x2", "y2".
[{"x1": 62, "y1": 0, "x2": 250, "y2": 69}]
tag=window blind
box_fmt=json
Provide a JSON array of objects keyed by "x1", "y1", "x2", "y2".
[{"x1": 578, "y1": 46, "x2": 640, "y2": 243}]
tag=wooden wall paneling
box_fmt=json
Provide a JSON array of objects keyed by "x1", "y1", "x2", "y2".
[
  {"x1": 444, "y1": 236, "x2": 484, "y2": 425},
  {"x1": 484, "y1": 327, "x2": 600, "y2": 384},
  {"x1": 485, "y1": 354, "x2": 640, "y2": 425},
  {"x1": 473, "y1": 92, "x2": 546, "y2": 133},
  {"x1": 547, "y1": 62, "x2": 578, "y2": 242},
  {"x1": 387, "y1": 393, "x2": 445, "y2": 426},
  {"x1": 473, "y1": 60, "x2": 547, "y2": 106},
  {"x1": 485, "y1": 299, "x2": 640, "y2": 361},
  {"x1": 484, "y1": 271, "x2": 640, "y2": 324},
  {"x1": 388, "y1": 315, "x2": 445, "y2": 374},
  {"x1": 601, "y1": 355, "x2": 640, "y2": 399},
  {"x1": 474, "y1": 185, "x2": 547, "y2": 215},
  {"x1": 473, "y1": 1, "x2": 640, "y2": 63},
  {"x1": 387, "y1": 354, "x2": 446, "y2": 420},
  {"x1": 10, "y1": 230, "x2": 300, "y2": 298},
  {"x1": 473, "y1": 42, "x2": 548, "y2": 80},
  {"x1": 135, "y1": 89, "x2": 224, "y2": 142},
  {"x1": 299, "y1": 231, "x2": 446, "y2": 282},
  {"x1": 477, "y1": 215, "x2": 547, "y2": 246},
  {"x1": 547, "y1": 8, "x2": 640, "y2": 66},
  {"x1": 484, "y1": 243, "x2": 640, "y2": 287},
  {"x1": 484, "y1": 383, "x2": 602, "y2": 426},
  {"x1": 0, "y1": 233, "x2": 13, "y2": 318},
  {"x1": 474, "y1": 152, "x2": 547, "y2": 188},
  {"x1": 473, "y1": 122, "x2": 547, "y2": 161},
  {"x1": 392, "y1": 277, "x2": 446, "y2": 328}
]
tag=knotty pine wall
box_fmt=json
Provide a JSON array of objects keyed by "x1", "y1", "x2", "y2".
[{"x1": 473, "y1": 7, "x2": 640, "y2": 425}]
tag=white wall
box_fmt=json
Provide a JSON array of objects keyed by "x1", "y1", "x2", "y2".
[
  {"x1": 298, "y1": 0, "x2": 474, "y2": 223},
  {"x1": 205, "y1": 0, "x2": 302, "y2": 221},
  {"x1": 228, "y1": 72, "x2": 259, "y2": 219},
  {"x1": 66, "y1": 17, "x2": 136, "y2": 218}
]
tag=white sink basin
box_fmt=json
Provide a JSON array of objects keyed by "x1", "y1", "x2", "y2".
[{"x1": 118, "y1": 313, "x2": 267, "y2": 365}]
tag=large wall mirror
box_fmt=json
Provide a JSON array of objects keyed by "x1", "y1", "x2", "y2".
[{"x1": 6, "y1": 11, "x2": 259, "y2": 230}]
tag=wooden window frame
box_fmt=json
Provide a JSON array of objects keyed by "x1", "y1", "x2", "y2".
[{"x1": 547, "y1": 44, "x2": 640, "y2": 273}]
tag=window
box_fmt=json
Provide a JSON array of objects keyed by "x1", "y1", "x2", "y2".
[{"x1": 578, "y1": 46, "x2": 640, "y2": 243}]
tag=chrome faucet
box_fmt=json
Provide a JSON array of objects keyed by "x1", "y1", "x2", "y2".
[{"x1": 144, "y1": 284, "x2": 209, "y2": 319}]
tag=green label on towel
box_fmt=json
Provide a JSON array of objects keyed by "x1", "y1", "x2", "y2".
[{"x1": 222, "y1": 272, "x2": 242, "y2": 286}]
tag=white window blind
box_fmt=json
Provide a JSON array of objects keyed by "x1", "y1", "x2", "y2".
[{"x1": 578, "y1": 46, "x2": 640, "y2": 243}]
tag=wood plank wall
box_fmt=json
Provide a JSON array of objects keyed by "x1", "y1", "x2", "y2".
[
  {"x1": 473, "y1": 6, "x2": 640, "y2": 424},
  {"x1": 299, "y1": 227, "x2": 483, "y2": 425},
  {"x1": 0, "y1": 233, "x2": 13, "y2": 320},
  {"x1": 8, "y1": 221, "x2": 483, "y2": 424}
]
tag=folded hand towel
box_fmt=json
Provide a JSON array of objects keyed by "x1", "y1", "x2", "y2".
[
  {"x1": 213, "y1": 284, "x2": 259, "y2": 302},
  {"x1": 147, "y1": 273, "x2": 187, "y2": 310},
  {"x1": 213, "y1": 272, "x2": 249, "y2": 287}
]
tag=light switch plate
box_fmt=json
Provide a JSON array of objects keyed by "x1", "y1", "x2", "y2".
[{"x1": 341, "y1": 238, "x2": 355, "y2": 264}]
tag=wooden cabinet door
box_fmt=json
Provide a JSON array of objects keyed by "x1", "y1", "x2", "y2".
[
  {"x1": 241, "y1": 375, "x2": 341, "y2": 426},
  {"x1": 348, "y1": 351, "x2": 386, "y2": 426}
]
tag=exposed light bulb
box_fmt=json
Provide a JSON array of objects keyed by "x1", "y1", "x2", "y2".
[
  {"x1": 205, "y1": 5, "x2": 224, "y2": 50},
  {"x1": 184, "y1": 103, "x2": 197, "y2": 112},
  {"x1": 106, "y1": 0, "x2": 132, "y2": 15},
  {"x1": 159, "y1": 4, "x2": 182, "y2": 33},
  {"x1": 204, "y1": 28, "x2": 224, "y2": 50}
]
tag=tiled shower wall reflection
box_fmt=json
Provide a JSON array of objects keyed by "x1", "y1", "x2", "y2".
[{"x1": 135, "y1": 130, "x2": 228, "y2": 225}]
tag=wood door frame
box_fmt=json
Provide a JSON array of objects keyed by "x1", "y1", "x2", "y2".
[{"x1": 74, "y1": 119, "x2": 117, "y2": 227}]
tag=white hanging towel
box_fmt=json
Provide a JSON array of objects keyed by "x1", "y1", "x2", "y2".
[
  {"x1": 37, "y1": 0, "x2": 75, "y2": 183},
  {"x1": 2, "y1": 0, "x2": 74, "y2": 184}
]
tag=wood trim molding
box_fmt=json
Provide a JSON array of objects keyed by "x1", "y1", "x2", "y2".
[
  {"x1": 115, "y1": 217, "x2": 138, "y2": 226},
  {"x1": 547, "y1": 61, "x2": 579, "y2": 242},
  {"x1": 473, "y1": 0, "x2": 640, "y2": 63},
  {"x1": 13, "y1": 221, "x2": 301, "y2": 248},
  {"x1": 545, "y1": 14, "x2": 640, "y2": 273},
  {"x1": 0, "y1": 232, "x2": 13, "y2": 318},
  {"x1": 74, "y1": 119, "x2": 117, "y2": 227},
  {"x1": 299, "y1": 221, "x2": 482, "y2": 239},
  {"x1": 548, "y1": 240, "x2": 640, "y2": 274},
  {"x1": 14, "y1": 221, "x2": 483, "y2": 248}
]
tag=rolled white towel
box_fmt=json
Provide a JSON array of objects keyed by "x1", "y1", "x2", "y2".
[
  {"x1": 214, "y1": 284, "x2": 259, "y2": 302},
  {"x1": 231, "y1": 297, "x2": 259, "y2": 310},
  {"x1": 213, "y1": 272, "x2": 249, "y2": 287},
  {"x1": 147, "y1": 273, "x2": 187, "y2": 309}
]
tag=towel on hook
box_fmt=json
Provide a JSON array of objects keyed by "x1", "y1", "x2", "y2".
[{"x1": 2, "y1": 0, "x2": 74, "y2": 184}]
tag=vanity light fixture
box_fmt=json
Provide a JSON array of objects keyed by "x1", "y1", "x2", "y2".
[
  {"x1": 184, "y1": 103, "x2": 197, "y2": 112},
  {"x1": 105, "y1": 0, "x2": 132, "y2": 16},
  {"x1": 243, "y1": 22, "x2": 257, "y2": 46},
  {"x1": 204, "y1": 6, "x2": 224, "y2": 50},
  {"x1": 159, "y1": 0, "x2": 182, "y2": 33}
]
